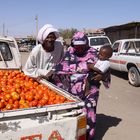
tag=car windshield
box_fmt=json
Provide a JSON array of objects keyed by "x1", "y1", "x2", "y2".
[
  {"x1": 90, "y1": 37, "x2": 110, "y2": 46},
  {"x1": 0, "y1": 42, "x2": 13, "y2": 61}
]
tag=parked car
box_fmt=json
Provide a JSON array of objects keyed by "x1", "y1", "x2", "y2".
[
  {"x1": 109, "y1": 39, "x2": 140, "y2": 86},
  {"x1": 19, "y1": 45, "x2": 29, "y2": 52},
  {"x1": 87, "y1": 34, "x2": 112, "y2": 51}
]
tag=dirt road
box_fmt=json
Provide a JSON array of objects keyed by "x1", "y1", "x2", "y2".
[
  {"x1": 95, "y1": 70, "x2": 140, "y2": 140},
  {"x1": 21, "y1": 52, "x2": 140, "y2": 140}
]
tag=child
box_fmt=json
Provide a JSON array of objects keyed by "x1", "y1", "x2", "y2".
[{"x1": 86, "y1": 44, "x2": 113, "y2": 93}]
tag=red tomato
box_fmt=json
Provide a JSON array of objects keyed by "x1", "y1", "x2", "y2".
[
  {"x1": 0, "y1": 102, "x2": 5, "y2": 109},
  {"x1": 11, "y1": 92, "x2": 20, "y2": 101},
  {"x1": 4, "y1": 94, "x2": 12, "y2": 101},
  {"x1": 6, "y1": 103, "x2": 13, "y2": 110}
]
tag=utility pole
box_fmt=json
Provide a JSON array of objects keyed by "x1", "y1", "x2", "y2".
[
  {"x1": 35, "y1": 15, "x2": 38, "y2": 45},
  {"x1": 6, "y1": 29, "x2": 8, "y2": 36},
  {"x1": 3, "y1": 23, "x2": 5, "y2": 36}
]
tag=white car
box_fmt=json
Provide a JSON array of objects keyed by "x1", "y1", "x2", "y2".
[
  {"x1": 110, "y1": 39, "x2": 140, "y2": 86},
  {"x1": 0, "y1": 36, "x2": 21, "y2": 69},
  {"x1": 19, "y1": 45, "x2": 29, "y2": 52},
  {"x1": 88, "y1": 35, "x2": 112, "y2": 51}
]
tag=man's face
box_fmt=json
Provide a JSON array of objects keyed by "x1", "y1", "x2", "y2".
[{"x1": 43, "y1": 33, "x2": 56, "y2": 52}]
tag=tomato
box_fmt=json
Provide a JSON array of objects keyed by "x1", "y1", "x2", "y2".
[
  {"x1": 8, "y1": 98, "x2": 14, "y2": 104},
  {"x1": 15, "y1": 83, "x2": 20, "y2": 89},
  {"x1": 0, "y1": 94, "x2": 4, "y2": 100},
  {"x1": 43, "y1": 94, "x2": 49, "y2": 102},
  {"x1": 19, "y1": 99, "x2": 26, "y2": 105},
  {"x1": 0, "y1": 102, "x2": 5, "y2": 109},
  {"x1": 22, "y1": 102, "x2": 29, "y2": 109},
  {"x1": 13, "y1": 101, "x2": 19, "y2": 109},
  {"x1": 39, "y1": 98, "x2": 48, "y2": 106},
  {"x1": 25, "y1": 94, "x2": 34, "y2": 102},
  {"x1": 6, "y1": 103, "x2": 13, "y2": 110},
  {"x1": 34, "y1": 94, "x2": 42, "y2": 100},
  {"x1": 31, "y1": 100, "x2": 38, "y2": 107},
  {"x1": 11, "y1": 92, "x2": 20, "y2": 101},
  {"x1": 4, "y1": 94, "x2": 12, "y2": 101},
  {"x1": 34, "y1": 82, "x2": 39, "y2": 86},
  {"x1": 16, "y1": 88, "x2": 21, "y2": 93},
  {"x1": 59, "y1": 96, "x2": 66, "y2": 102},
  {"x1": 20, "y1": 92, "x2": 26, "y2": 100}
]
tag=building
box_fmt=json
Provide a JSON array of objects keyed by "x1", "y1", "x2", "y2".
[{"x1": 103, "y1": 21, "x2": 140, "y2": 43}]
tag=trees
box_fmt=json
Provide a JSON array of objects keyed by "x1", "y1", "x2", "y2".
[{"x1": 59, "y1": 28, "x2": 78, "y2": 40}]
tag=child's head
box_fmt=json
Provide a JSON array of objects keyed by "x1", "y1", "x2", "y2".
[{"x1": 98, "y1": 44, "x2": 113, "y2": 60}]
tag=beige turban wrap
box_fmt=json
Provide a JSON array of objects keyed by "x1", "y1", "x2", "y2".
[{"x1": 37, "y1": 24, "x2": 59, "y2": 44}]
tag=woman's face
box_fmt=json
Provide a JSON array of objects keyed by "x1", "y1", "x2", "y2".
[
  {"x1": 74, "y1": 44, "x2": 87, "y2": 56},
  {"x1": 42, "y1": 33, "x2": 56, "y2": 52}
]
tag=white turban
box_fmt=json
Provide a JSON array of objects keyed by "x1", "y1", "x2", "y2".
[{"x1": 37, "y1": 24, "x2": 59, "y2": 44}]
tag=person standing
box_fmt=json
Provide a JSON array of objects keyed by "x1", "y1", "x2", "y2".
[
  {"x1": 52, "y1": 31, "x2": 111, "y2": 139},
  {"x1": 23, "y1": 24, "x2": 64, "y2": 80}
]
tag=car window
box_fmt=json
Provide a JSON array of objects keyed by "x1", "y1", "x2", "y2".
[
  {"x1": 123, "y1": 42, "x2": 129, "y2": 50},
  {"x1": 135, "y1": 41, "x2": 140, "y2": 52},
  {"x1": 125, "y1": 41, "x2": 138, "y2": 53},
  {"x1": 0, "y1": 42, "x2": 13, "y2": 61},
  {"x1": 112, "y1": 42, "x2": 120, "y2": 52},
  {"x1": 90, "y1": 37, "x2": 110, "y2": 46}
]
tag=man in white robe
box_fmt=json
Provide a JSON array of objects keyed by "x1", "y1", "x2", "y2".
[{"x1": 23, "y1": 24, "x2": 64, "y2": 79}]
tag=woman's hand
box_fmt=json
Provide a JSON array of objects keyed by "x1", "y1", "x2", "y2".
[
  {"x1": 87, "y1": 63, "x2": 94, "y2": 70},
  {"x1": 92, "y1": 73, "x2": 103, "y2": 81},
  {"x1": 93, "y1": 69, "x2": 111, "y2": 82}
]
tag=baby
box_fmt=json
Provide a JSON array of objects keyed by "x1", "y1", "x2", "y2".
[{"x1": 86, "y1": 44, "x2": 113, "y2": 93}]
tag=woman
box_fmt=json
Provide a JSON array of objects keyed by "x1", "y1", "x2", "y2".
[{"x1": 52, "y1": 32, "x2": 111, "y2": 139}]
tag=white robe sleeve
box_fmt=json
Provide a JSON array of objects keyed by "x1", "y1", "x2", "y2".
[
  {"x1": 23, "y1": 42, "x2": 63, "y2": 78},
  {"x1": 23, "y1": 45, "x2": 53, "y2": 78}
]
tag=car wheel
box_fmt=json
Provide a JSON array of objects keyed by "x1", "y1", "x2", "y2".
[{"x1": 128, "y1": 67, "x2": 140, "y2": 87}]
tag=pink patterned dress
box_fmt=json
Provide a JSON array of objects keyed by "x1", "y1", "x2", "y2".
[{"x1": 52, "y1": 46, "x2": 110, "y2": 139}]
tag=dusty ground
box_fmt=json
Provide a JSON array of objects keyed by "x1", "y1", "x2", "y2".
[
  {"x1": 94, "y1": 70, "x2": 140, "y2": 140},
  {"x1": 21, "y1": 52, "x2": 140, "y2": 140}
]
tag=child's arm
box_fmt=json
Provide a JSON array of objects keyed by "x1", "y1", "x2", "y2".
[{"x1": 87, "y1": 63, "x2": 103, "y2": 74}]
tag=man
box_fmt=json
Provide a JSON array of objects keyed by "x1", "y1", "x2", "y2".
[{"x1": 23, "y1": 24, "x2": 64, "y2": 80}]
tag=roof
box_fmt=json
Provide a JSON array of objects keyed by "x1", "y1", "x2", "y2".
[
  {"x1": 0, "y1": 36, "x2": 15, "y2": 42},
  {"x1": 104, "y1": 22, "x2": 140, "y2": 32},
  {"x1": 115, "y1": 38, "x2": 140, "y2": 42}
]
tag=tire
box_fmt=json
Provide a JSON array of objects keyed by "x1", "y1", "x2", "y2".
[{"x1": 128, "y1": 67, "x2": 140, "y2": 87}]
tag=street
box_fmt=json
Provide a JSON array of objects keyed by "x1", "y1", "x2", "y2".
[
  {"x1": 21, "y1": 52, "x2": 140, "y2": 140},
  {"x1": 95, "y1": 70, "x2": 140, "y2": 140}
]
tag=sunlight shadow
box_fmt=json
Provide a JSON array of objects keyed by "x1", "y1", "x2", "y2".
[{"x1": 94, "y1": 113, "x2": 122, "y2": 140}]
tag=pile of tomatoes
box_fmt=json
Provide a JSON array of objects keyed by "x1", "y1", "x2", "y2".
[{"x1": 0, "y1": 70, "x2": 74, "y2": 111}]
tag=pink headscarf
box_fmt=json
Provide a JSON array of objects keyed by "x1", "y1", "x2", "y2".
[{"x1": 72, "y1": 31, "x2": 88, "y2": 45}]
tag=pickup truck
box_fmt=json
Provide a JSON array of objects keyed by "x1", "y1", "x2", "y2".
[
  {"x1": 109, "y1": 39, "x2": 140, "y2": 87},
  {"x1": 87, "y1": 33, "x2": 112, "y2": 51},
  {"x1": 0, "y1": 36, "x2": 86, "y2": 140}
]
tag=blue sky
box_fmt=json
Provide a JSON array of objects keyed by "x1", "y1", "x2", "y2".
[{"x1": 0, "y1": 0, "x2": 139, "y2": 37}]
